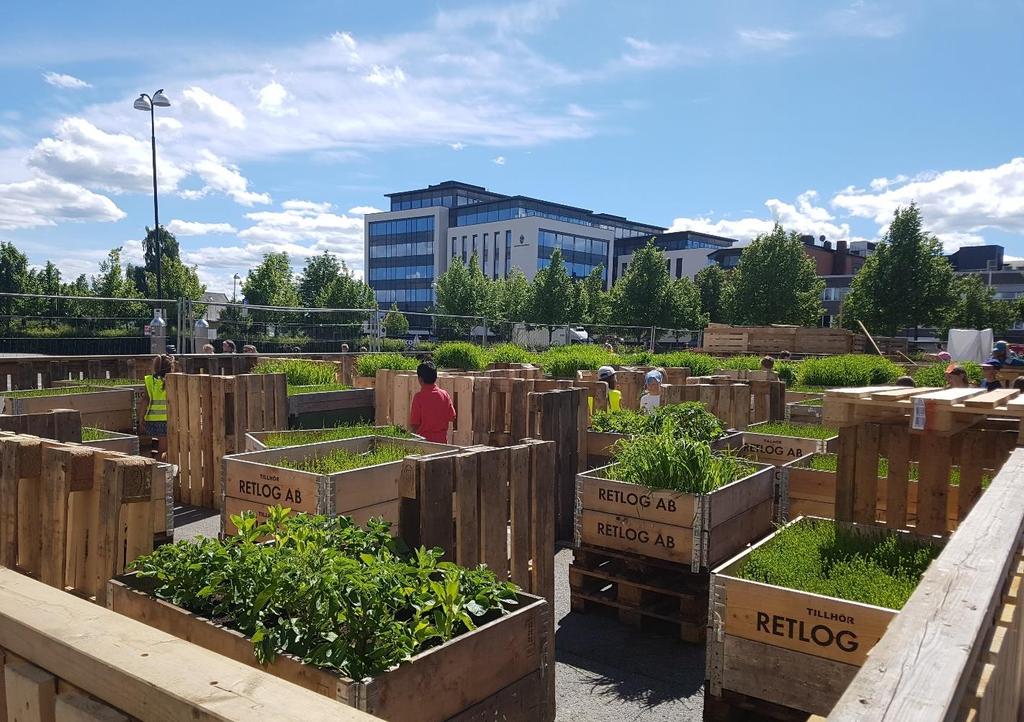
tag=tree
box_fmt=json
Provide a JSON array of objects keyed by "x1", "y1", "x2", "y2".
[
  {"x1": 526, "y1": 249, "x2": 581, "y2": 326},
  {"x1": 726, "y1": 225, "x2": 824, "y2": 326},
  {"x1": 579, "y1": 266, "x2": 610, "y2": 326},
  {"x1": 28, "y1": 261, "x2": 61, "y2": 318},
  {"x1": 840, "y1": 205, "x2": 955, "y2": 336},
  {"x1": 695, "y1": 264, "x2": 729, "y2": 323},
  {"x1": 298, "y1": 252, "x2": 343, "y2": 308},
  {"x1": 90, "y1": 247, "x2": 147, "y2": 321},
  {"x1": 434, "y1": 254, "x2": 490, "y2": 336},
  {"x1": 129, "y1": 227, "x2": 205, "y2": 303},
  {"x1": 609, "y1": 240, "x2": 674, "y2": 329},
  {"x1": 945, "y1": 274, "x2": 1017, "y2": 335},
  {"x1": 382, "y1": 303, "x2": 410, "y2": 337},
  {"x1": 241, "y1": 252, "x2": 300, "y2": 308},
  {"x1": 666, "y1": 277, "x2": 709, "y2": 330},
  {"x1": 491, "y1": 268, "x2": 532, "y2": 324},
  {"x1": 0, "y1": 241, "x2": 34, "y2": 323}
]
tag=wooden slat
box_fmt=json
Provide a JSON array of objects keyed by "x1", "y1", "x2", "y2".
[
  {"x1": 453, "y1": 452, "x2": 480, "y2": 568},
  {"x1": 508, "y1": 445, "x2": 532, "y2": 591},
  {"x1": 199, "y1": 375, "x2": 214, "y2": 508},
  {"x1": 54, "y1": 693, "x2": 129, "y2": 721},
  {"x1": 92, "y1": 458, "x2": 122, "y2": 607},
  {"x1": 852, "y1": 423, "x2": 881, "y2": 525},
  {"x1": 885, "y1": 426, "x2": 911, "y2": 530},
  {"x1": 186, "y1": 375, "x2": 204, "y2": 508},
  {"x1": 834, "y1": 426, "x2": 857, "y2": 523},
  {"x1": 916, "y1": 434, "x2": 951, "y2": 536},
  {"x1": 959, "y1": 430, "x2": 986, "y2": 523},
  {"x1": 4, "y1": 660, "x2": 56, "y2": 722},
  {"x1": 210, "y1": 376, "x2": 226, "y2": 511},
  {"x1": 963, "y1": 388, "x2": 1020, "y2": 408},
  {"x1": 871, "y1": 387, "x2": 938, "y2": 400},
  {"x1": 912, "y1": 388, "x2": 987, "y2": 405},
  {"x1": 418, "y1": 455, "x2": 454, "y2": 555},
  {"x1": 479, "y1": 448, "x2": 509, "y2": 579},
  {"x1": 39, "y1": 447, "x2": 71, "y2": 589}
]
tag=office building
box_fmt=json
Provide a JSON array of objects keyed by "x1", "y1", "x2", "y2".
[{"x1": 364, "y1": 180, "x2": 735, "y2": 313}]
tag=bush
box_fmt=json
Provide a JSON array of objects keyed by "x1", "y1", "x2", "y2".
[
  {"x1": 355, "y1": 353, "x2": 419, "y2": 378},
  {"x1": 251, "y1": 358, "x2": 336, "y2": 386},
  {"x1": 607, "y1": 435, "x2": 755, "y2": 494},
  {"x1": 590, "y1": 401, "x2": 725, "y2": 443},
  {"x1": 537, "y1": 345, "x2": 616, "y2": 378},
  {"x1": 433, "y1": 342, "x2": 487, "y2": 371},
  {"x1": 797, "y1": 354, "x2": 903, "y2": 387},
  {"x1": 356, "y1": 336, "x2": 408, "y2": 352},
  {"x1": 912, "y1": 361, "x2": 982, "y2": 387},
  {"x1": 413, "y1": 340, "x2": 437, "y2": 352},
  {"x1": 485, "y1": 343, "x2": 533, "y2": 365}
]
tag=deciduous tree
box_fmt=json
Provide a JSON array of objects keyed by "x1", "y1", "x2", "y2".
[
  {"x1": 695, "y1": 264, "x2": 728, "y2": 323},
  {"x1": 382, "y1": 303, "x2": 410, "y2": 337}
]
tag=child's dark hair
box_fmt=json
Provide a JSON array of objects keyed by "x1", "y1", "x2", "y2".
[
  {"x1": 1013, "y1": 377, "x2": 1024, "y2": 391},
  {"x1": 894, "y1": 375, "x2": 916, "y2": 387},
  {"x1": 152, "y1": 354, "x2": 175, "y2": 379},
  {"x1": 417, "y1": 361, "x2": 438, "y2": 384}
]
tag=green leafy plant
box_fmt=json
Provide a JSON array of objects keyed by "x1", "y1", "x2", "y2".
[
  {"x1": 2, "y1": 385, "x2": 102, "y2": 398},
  {"x1": 275, "y1": 443, "x2": 410, "y2": 474},
  {"x1": 750, "y1": 421, "x2": 837, "y2": 439},
  {"x1": 355, "y1": 353, "x2": 419, "y2": 378},
  {"x1": 484, "y1": 343, "x2": 534, "y2": 365},
  {"x1": 77, "y1": 378, "x2": 142, "y2": 387},
  {"x1": 912, "y1": 361, "x2": 982, "y2": 387},
  {"x1": 737, "y1": 517, "x2": 940, "y2": 609},
  {"x1": 536, "y1": 345, "x2": 616, "y2": 378},
  {"x1": 591, "y1": 402, "x2": 725, "y2": 444},
  {"x1": 433, "y1": 342, "x2": 487, "y2": 371},
  {"x1": 261, "y1": 425, "x2": 412, "y2": 448},
  {"x1": 804, "y1": 453, "x2": 988, "y2": 487},
  {"x1": 129, "y1": 508, "x2": 520, "y2": 680},
  {"x1": 797, "y1": 354, "x2": 903, "y2": 388},
  {"x1": 252, "y1": 358, "x2": 337, "y2": 387},
  {"x1": 606, "y1": 434, "x2": 755, "y2": 494},
  {"x1": 82, "y1": 427, "x2": 119, "y2": 442},
  {"x1": 286, "y1": 382, "x2": 352, "y2": 395}
]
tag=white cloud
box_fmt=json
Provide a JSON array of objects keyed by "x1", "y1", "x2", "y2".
[
  {"x1": 736, "y1": 28, "x2": 798, "y2": 50},
  {"x1": 831, "y1": 157, "x2": 1024, "y2": 250},
  {"x1": 824, "y1": 1, "x2": 904, "y2": 39},
  {"x1": 0, "y1": 177, "x2": 124, "y2": 230},
  {"x1": 567, "y1": 103, "x2": 595, "y2": 118},
  {"x1": 619, "y1": 37, "x2": 684, "y2": 69},
  {"x1": 191, "y1": 150, "x2": 271, "y2": 206},
  {"x1": 155, "y1": 117, "x2": 183, "y2": 133},
  {"x1": 449, "y1": 142, "x2": 466, "y2": 151},
  {"x1": 166, "y1": 220, "x2": 237, "y2": 236},
  {"x1": 256, "y1": 80, "x2": 296, "y2": 116},
  {"x1": 28, "y1": 117, "x2": 188, "y2": 194},
  {"x1": 492, "y1": 156, "x2": 506, "y2": 165},
  {"x1": 281, "y1": 200, "x2": 332, "y2": 213},
  {"x1": 42, "y1": 71, "x2": 92, "y2": 89},
  {"x1": 348, "y1": 205, "x2": 383, "y2": 215},
  {"x1": 182, "y1": 86, "x2": 246, "y2": 129},
  {"x1": 364, "y1": 65, "x2": 406, "y2": 87},
  {"x1": 868, "y1": 174, "x2": 908, "y2": 191}
]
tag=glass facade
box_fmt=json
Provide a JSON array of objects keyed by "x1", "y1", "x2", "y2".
[
  {"x1": 389, "y1": 185, "x2": 501, "y2": 211},
  {"x1": 454, "y1": 198, "x2": 663, "y2": 237},
  {"x1": 367, "y1": 216, "x2": 434, "y2": 313},
  {"x1": 505, "y1": 230, "x2": 511, "y2": 277},
  {"x1": 615, "y1": 233, "x2": 724, "y2": 257},
  {"x1": 537, "y1": 229, "x2": 608, "y2": 283}
]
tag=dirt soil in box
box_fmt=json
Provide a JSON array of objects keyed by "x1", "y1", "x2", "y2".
[{"x1": 173, "y1": 509, "x2": 710, "y2": 721}]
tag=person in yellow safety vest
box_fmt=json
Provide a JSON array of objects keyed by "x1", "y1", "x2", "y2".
[
  {"x1": 141, "y1": 354, "x2": 175, "y2": 460},
  {"x1": 588, "y1": 365, "x2": 622, "y2": 415}
]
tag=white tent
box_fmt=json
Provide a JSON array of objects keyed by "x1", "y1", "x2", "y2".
[{"x1": 947, "y1": 328, "x2": 994, "y2": 364}]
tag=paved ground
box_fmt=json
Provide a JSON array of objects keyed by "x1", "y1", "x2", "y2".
[{"x1": 173, "y1": 507, "x2": 707, "y2": 720}]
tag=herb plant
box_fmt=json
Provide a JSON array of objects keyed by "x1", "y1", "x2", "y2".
[
  {"x1": 261, "y1": 424, "x2": 412, "y2": 448},
  {"x1": 129, "y1": 508, "x2": 520, "y2": 679},
  {"x1": 275, "y1": 443, "x2": 409, "y2": 474},
  {"x1": 355, "y1": 352, "x2": 419, "y2": 378},
  {"x1": 737, "y1": 517, "x2": 940, "y2": 609},
  {"x1": 252, "y1": 358, "x2": 337, "y2": 387},
  {"x1": 751, "y1": 421, "x2": 838, "y2": 439},
  {"x1": 286, "y1": 382, "x2": 352, "y2": 395},
  {"x1": 591, "y1": 402, "x2": 725, "y2": 443},
  {"x1": 606, "y1": 434, "x2": 755, "y2": 494}
]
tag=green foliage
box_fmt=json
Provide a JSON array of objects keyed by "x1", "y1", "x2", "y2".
[
  {"x1": 695, "y1": 265, "x2": 729, "y2": 323},
  {"x1": 611, "y1": 241, "x2": 707, "y2": 329},
  {"x1": 491, "y1": 268, "x2": 531, "y2": 322},
  {"x1": 82, "y1": 427, "x2": 119, "y2": 441},
  {"x1": 797, "y1": 354, "x2": 902, "y2": 387},
  {"x1": 590, "y1": 402, "x2": 725, "y2": 443},
  {"x1": 736, "y1": 518, "x2": 940, "y2": 609},
  {"x1": 433, "y1": 342, "x2": 487, "y2": 371},
  {"x1": 129, "y1": 227, "x2": 205, "y2": 302},
  {"x1": 912, "y1": 362, "x2": 982, "y2": 387},
  {"x1": 648, "y1": 351, "x2": 717, "y2": 376},
  {"x1": 77, "y1": 378, "x2": 141, "y2": 387},
  {"x1": 485, "y1": 343, "x2": 533, "y2": 365},
  {"x1": 434, "y1": 254, "x2": 490, "y2": 335},
  {"x1": 606, "y1": 435, "x2": 755, "y2": 494},
  {"x1": 579, "y1": 266, "x2": 610, "y2": 325},
  {"x1": 261, "y1": 425, "x2": 412, "y2": 448},
  {"x1": 355, "y1": 353, "x2": 419, "y2": 377},
  {"x1": 90, "y1": 247, "x2": 148, "y2": 318},
  {"x1": 286, "y1": 383, "x2": 353, "y2": 395},
  {"x1": 2, "y1": 385, "x2": 99, "y2": 398},
  {"x1": 751, "y1": 421, "x2": 837, "y2": 439},
  {"x1": 242, "y1": 252, "x2": 300, "y2": 309},
  {"x1": 130, "y1": 508, "x2": 519, "y2": 679},
  {"x1": 382, "y1": 303, "x2": 410, "y2": 337},
  {"x1": 252, "y1": 358, "x2": 337, "y2": 386},
  {"x1": 945, "y1": 274, "x2": 1018, "y2": 335},
  {"x1": 275, "y1": 443, "x2": 409, "y2": 474},
  {"x1": 727, "y1": 224, "x2": 824, "y2": 326},
  {"x1": 537, "y1": 344, "x2": 616, "y2": 378},
  {"x1": 526, "y1": 249, "x2": 582, "y2": 326},
  {"x1": 840, "y1": 205, "x2": 956, "y2": 336}
]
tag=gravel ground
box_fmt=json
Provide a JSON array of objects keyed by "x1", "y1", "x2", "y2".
[{"x1": 173, "y1": 508, "x2": 707, "y2": 720}]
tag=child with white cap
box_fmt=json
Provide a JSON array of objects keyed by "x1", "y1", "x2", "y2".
[
  {"x1": 589, "y1": 365, "x2": 622, "y2": 414},
  {"x1": 640, "y1": 369, "x2": 663, "y2": 415}
]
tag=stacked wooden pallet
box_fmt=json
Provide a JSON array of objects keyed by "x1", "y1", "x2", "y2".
[{"x1": 703, "y1": 324, "x2": 866, "y2": 356}]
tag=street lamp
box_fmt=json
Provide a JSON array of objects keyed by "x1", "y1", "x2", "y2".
[
  {"x1": 232, "y1": 273, "x2": 241, "y2": 303},
  {"x1": 134, "y1": 89, "x2": 171, "y2": 300}
]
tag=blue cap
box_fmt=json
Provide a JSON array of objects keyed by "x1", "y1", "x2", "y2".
[
  {"x1": 981, "y1": 358, "x2": 1003, "y2": 370},
  {"x1": 645, "y1": 369, "x2": 663, "y2": 385}
]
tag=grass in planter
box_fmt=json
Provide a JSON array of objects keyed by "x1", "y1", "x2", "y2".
[
  {"x1": 275, "y1": 443, "x2": 409, "y2": 474},
  {"x1": 806, "y1": 453, "x2": 990, "y2": 487},
  {"x1": 606, "y1": 433, "x2": 756, "y2": 494},
  {"x1": 252, "y1": 358, "x2": 337, "y2": 387},
  {"x1": 751, "y1": 421, "x2": 837, "y2": 439},
  {"x1": 736, "y1": 517, "x2": 940, "y2": 609},
  {"x1": 71, "y1": 377, "x2": 141, "y2": 387},
  {"x1": 286, "y1": 382, "x2": 352, "y2": 395},
  {"x1": 433, "y1": 342, "x2": 486, "y2": 371},
  {"x1": 590, "y1": 402, "x2": 725, "y2": 444},
  {"x1": 82, "y1": 427, "x2": 119, "y2": 441},
  {"x1": 261, "y1": 424, "x2": 412, "y2": 448},
  {"x1": 796, "y1": 397, "x2": 824, "y2": 407},
  {"x1": 797, "y1": 354, "x2": 902, "y2": 388},
  {"x1": 355, "y1": 352, "x2": 419, "y2": 378},
  {"x1": 2, "y1": 385, "x2": 100, "y2": 398},
  {"x1": 129, "y1": 506, "x2": 519, "y2": 680}
]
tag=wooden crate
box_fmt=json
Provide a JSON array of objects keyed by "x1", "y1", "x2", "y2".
[
  {"x1": 586, "y1": 429, "x2": 745, "y2": 469},
  {"x1": 569, "y1": 544, "x2": 709, "y2": 642},
  {"x1": 81, "y1": 429, "x2": 140, "y2": 455},
  {"x1": 706, "y1": 517, "x2": 939, "y2": 717},
  {"x1": 244, "y1": 426, "x2": 422, "y2": 451},
  {"x1": 221, "y1": 436, "x2": 456, "y2": 535},
  {"x1": 703, "y1": 324, "x2": 865, "y2": 356},
  {"x1": 574, "y1": 460, "x2": 775, "y2": 569},
  {"x1": 0, "y1": 388, "x2": 135, "y2": 432},
  {"x1": 287, "y1": 387, "x2": 375, "y2": 418},
  {"x1": 740, "y1": 421, "x2": 838, "y2": 464},
  {"x1": 0, "y1": 409, "x2": 81, "y2": 442},
  {"x1": 784, "y1": 399, "x2": 823, "y2": 423}
]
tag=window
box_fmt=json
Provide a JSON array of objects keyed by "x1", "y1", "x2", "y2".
[
  {"x1": 676, "y1": 258, "x2": 683, "y2": 278},
  {"x1": 451, "y1": 236, "x2": 456, "y2": 258},
  {"x1": 493, "y1": 233, "x2": 500, "y2": 280},
  {"x1": 483, "y1": 233, "x2": 489, "y2": 268},
  {"x1": 472, "y1": 234, "x2": 477, "y2": 255},
  {"x1": 667, "y1": 260, "x2": 671, "y2": 274},
  {"x1": 621, "y1": 263, "x2": 628, "y2": 275},
  {"x1": 505, "y1": 230, "x2": 511, "y2": 276}
]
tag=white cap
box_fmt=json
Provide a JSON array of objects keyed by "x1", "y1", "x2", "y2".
[{"x1": 597, "y1": 365, "x2": 616, "y2": 380}]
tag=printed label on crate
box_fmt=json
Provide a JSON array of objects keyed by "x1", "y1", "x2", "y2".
[
  {"x1": 579, "y1": 475, "x2": 694, "y2": 525},
  {"x1": 721, "y1": 576, "x2": 896, "y2": 666},
  {"x1": 226, "y1": 462, "x2": 318, "y2": 513},
  {"x1": 742, "y1": 434, "x2": 821, "y2": 462},
  {"x1": 578, "y1": 509, "x2": 691, "y2": 564},
  {"x1": 912, "y1": 398, "x2": 926, "y2": 430}
]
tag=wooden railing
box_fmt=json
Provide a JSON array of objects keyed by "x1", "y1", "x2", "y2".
[{"x1": 828, "y1": 448, "x2": 1024, "y2": 721}]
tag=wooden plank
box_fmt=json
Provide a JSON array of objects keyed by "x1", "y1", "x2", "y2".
[
  {"x1": 529, "y1": 441, "x2": 556, "y2": 606},
  {"x1": 963, "y1": 388, "x2": 1020, "y2": 408},
  {"x1": 418, "y1": 455, "x2": 455, "y2": 556},
  {"x1": 912, "y1": 388, "x2": 987, "y2": 404},
  {"x1": 16, "y1": 441, "x2": 44, "y2": 577},
  {"x1": 478, "y1": 448, "x2": 509, "y2": 578},
  {"x1": 4, "y1": 660, "x2": 56, "y2": 722},
  {"x1": 958, "y1": 430, "x2": 985, "y2": 523},
  {"x1": 577, "y1": 509, "x2": 693, "y2": 564},
  {"x1": 834, "y1": 426, "x2": 857, "y2": 523},
  {"x1": 885, "y1": 426, "x2": 911, "y2": 530},
  {"x1": 508, "y1": 445, "x2": 531, "y2": 591},
  {"x1": 39, "y1": 447, "x2": 72, "y2": 589},
  {"x1": 270, "y1": 375, "x2": 288, "y2": 429},
  {"x1": 852, "y1": 423, "x2": 881, "y2": 525},
  {"x1": 54, "y1": 694, "x2": 129, "y2": 722},
  {"x1": 916, "y1": 434, "x2": 951, "y2": 536},
  {"x1": 244, "y1": 375, "x2": 262, "y2": 436},
  {"x1": 210, "y1": 376, "x2": 226, "y2": 511},
  {"x1": 186, "y1": 375, "x2": 204, "y2": 508},
  {"x1": 577, "y1": 471, "x2": 696, "y2": 525},
  {"x1": 199, "y1": 375, "x2": 214, "y2": 508},
  {"x1": 453, "y1": 453, "x2": 480, "y2": 568}
]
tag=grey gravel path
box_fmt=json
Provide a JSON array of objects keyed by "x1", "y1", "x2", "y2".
[{"x1": 173, "y1": 509, "x2": 706, "y2": 720}]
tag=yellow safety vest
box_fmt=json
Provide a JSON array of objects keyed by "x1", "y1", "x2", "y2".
[
  {"x1": 588, "y1": 389, "x2": 622, "y2": 414},
  {"x1": 144, "y1": 374, "x2": 168, "y2": 422}
]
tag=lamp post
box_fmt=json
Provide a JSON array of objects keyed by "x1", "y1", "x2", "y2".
[
  {"x1": 134, "y1": 89, "x2": 171, "y2": 300},
  {"x1": 232, "y1": 273, "x2": 241, "y2": 303}
]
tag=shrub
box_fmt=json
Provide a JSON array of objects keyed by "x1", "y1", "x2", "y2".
[
  {"x1": 912, "y1": 361, "x2": 982, "y2": 387},
  {"x1": 355, "y1": 353, "x2": 418, "y2": 378},
  {"x1": 606, "y1": 434, "x2": 755, "y2": 494},
  {"x1": 413, "y1": 340, "x2": 437, "y2": 352},
  {"x1": 433, "y1": 342, "x2": 487, "y2": 371},
  {"x1": 252, "y1": 358, "x2": 336, "y2": 387},
  {"x1": 357, "y1": 336, "x2": 408, "y2": 352},
  {"x1": 537, "y1": 345, "x2": 616, "y2": 378},
  {"x1": 485, "y1": 343, "x2": 533, "y2": 365},
  {"x1": 590, "y1": 401, "x2": 724, "y2": 443},
  {"x1": 797, "y1": 354, "x2": 902, "y2": 387}
]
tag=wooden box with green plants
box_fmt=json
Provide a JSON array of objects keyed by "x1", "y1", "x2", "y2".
[
  {"x1": 244, "y1": 422, "x2": 419, "y2": 451},
  {"x1": 81, "y1": 426, "x2": 140, "y2": 455},
  {"x1": 706, "y1": 516, "x2": 942, "y2": 718},
  {"x1": 741, "y1": 420, "x2": 838, "y2": 464},
  {"x1": 109, "y1": 508, "x2": 551, "y2": 721},
  {"x1": 0, "y1": 386, "x2": 135, "y2": 432},
  {"x1": 251, "y1": 358, "x2": 374, "y2": 422},
  {"x1": 221, "y1": 435, "x2": 456, "y2": 535}
]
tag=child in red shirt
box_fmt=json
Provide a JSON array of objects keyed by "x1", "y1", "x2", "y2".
[{"x1": 409, "y1": 361, "x2": 456, "y2": 444}]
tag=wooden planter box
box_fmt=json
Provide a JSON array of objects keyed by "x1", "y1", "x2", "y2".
[
  {"x1": 244, "y1": 427, "x2": 423, "y2": 451},
  {"x1": 784, "y1": 391, "x2": 823, "y2": 404},
  {"x1": 81, "y1": 429, "x2": 140, "y2": 455},
  {"x1": 108, "y1": 574, "x2": 549, "y2": 721},
  {"x1": 785, "y1": 400, "x2": 823, "y2": 423},
  {"x1": 574, "y1": 460, "x2": 775, "y2": 569},
  {"x1": 707, "y1": 517, "x2": 938, "y2": 716},
  {"x1": 0, "y1": 388, "x2": 135, "y2": 432},
  {"x1": 221, "y1": 436, "x2": 457, "y2": 535},
  {"x1": 353, "y1": 375, "x2": 376, "y2": 389},
  {"x1": 741, "y1": 421, "x2": 838, "y2": 464},
  {"x1": 585, "y1": 429, "x2": 744, "y2": 468},
  {"x1": 286, "y1": 387, "x2": 375, "y2": 417}
]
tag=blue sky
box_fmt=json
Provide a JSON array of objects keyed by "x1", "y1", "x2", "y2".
[{"x1": 1, "y1": 0, "x2": 1022, "y2": 293}]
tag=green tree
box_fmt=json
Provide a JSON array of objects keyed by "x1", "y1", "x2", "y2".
[
  {"x1": 666, "y1": 277, "x2": 709, "y2": 330},
  {"x1": 27, "y1": 261, "x2": 61, "y2": 318},
  {"x1": 90, "y1": 247, "x2": 147, "y2": 321},
  {"x1": 241, "y1": 252, "x2": 300, "y2": 308},
  {"x1": 579, "y1": 266, "x2": 610, "y2": 325},
  {"x1": 609, "y1": 240, "x2": 674, "y2": 329},
  {"x1": 298, "y1": 252, "x2": 342, "y2": 308},
  {"x1": 945, "y1": 274, "x2": 1017, "y2": 334},
  {"x1": 129, "y1": 227, "x2": 205, "y2": 302},
  {"x1": 0, "y1": 241, "x2": 35, "y2": 323},
  {"x1": 491, "y1": 268, "x2": 532, "y2": 323},
  {"x1": 727, "y1": 225, "x2": 824, "y2": 326},
  {"x1": 382, "y1": 303, "x2": 410, "y2": 337},
  {"x1": 695, "y1": 264, "x2": 729, "y2": 323},
  {"x1": 434, "y1": 254, "x2": 491, "y2": 336},
  {"x1": 840, "y1": 205, "x2": 955, "y2": 336},
  {"x1": 527, "y1": 249, "x2": 581, "y2": 326}
]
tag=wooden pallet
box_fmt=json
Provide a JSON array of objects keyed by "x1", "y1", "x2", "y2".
[{"x1": 569, "y1": 544, "x2": 709, "y2": 643}]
